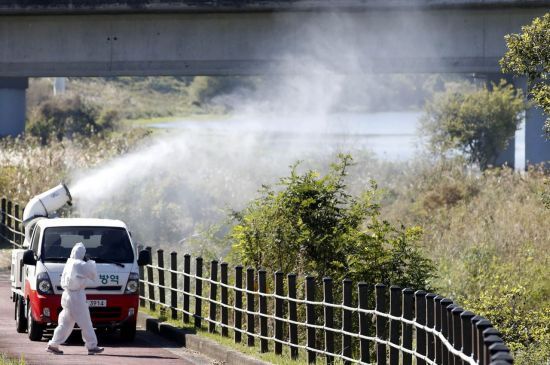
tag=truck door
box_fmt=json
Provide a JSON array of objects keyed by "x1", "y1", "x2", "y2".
[{"x1": 24, "y1": 226, "x2": 41, "y2": 291}]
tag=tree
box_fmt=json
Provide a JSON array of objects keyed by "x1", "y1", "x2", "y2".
[
  {"x1": 26, "y1": 95, "x2": 116, "y2": 144},
  {"x1": 421, "y1": 81, "x2": 526, "y2": 169},
  {"x1": 500, "y1": 13, "x2": 550, "y2": 133},
  {"x1": 230, "y1": 155, "x2": 433, "y2": 289}
]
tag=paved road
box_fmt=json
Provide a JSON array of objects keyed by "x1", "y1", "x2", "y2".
[{"x1": 0, "y1": 271, "x2": 216, "y2": 365}]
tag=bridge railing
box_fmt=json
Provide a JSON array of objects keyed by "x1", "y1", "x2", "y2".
[
  {"x1": 139, "y1": 247, "x2": 513, "y2": 365},
  {"x1": 0, "y1": 198, "x2": 24, "y2": 248}
]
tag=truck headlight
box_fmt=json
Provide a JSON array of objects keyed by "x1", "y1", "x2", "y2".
[
  {"x1": 125, "y1": 272, "x2": 139, "y2": 294},
  {"x1": 37, "y1": 272, "x2": 54, "y2": 295}
]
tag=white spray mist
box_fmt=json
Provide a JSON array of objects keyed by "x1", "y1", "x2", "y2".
[{"x1": 69, "y1": 12, "x2": 424, "y2": 254}]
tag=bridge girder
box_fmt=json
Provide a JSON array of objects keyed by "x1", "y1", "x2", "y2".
[{"x1": 0, "y1": 7, "x2": 548, "y2": 77}]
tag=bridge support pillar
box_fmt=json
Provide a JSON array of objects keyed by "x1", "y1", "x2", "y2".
[
  {"x1": 486, "y1": 74, "x2": 515, "y2": 168},
  {"x1": 0, "y1": 77, "x2": 28, "y2": 138},
  {"x1": 53, "y1": 77, "x2": 66, "y2": 95},
  {"x1": 501, "y1": 76, "x2": 550, "y2": 168},
  {"x1": 525, "y1": 106, "x2": 549, "y2": 166}
]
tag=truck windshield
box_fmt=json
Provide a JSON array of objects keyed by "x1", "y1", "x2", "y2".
[{"x1": 41, "y1": 226, "x2": 134, "y2": 263}]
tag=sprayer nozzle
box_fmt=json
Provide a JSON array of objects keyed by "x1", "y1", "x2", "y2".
[{"x1": 62, "y1": 182, "x2": 73, "y2": 203}]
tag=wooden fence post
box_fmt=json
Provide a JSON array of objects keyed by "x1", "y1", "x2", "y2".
[
  {"x1": 426, "y1": 293, "x2": 436, "y2": 361},
  {"x1": 1, "y1": 198, "x2": 6, "y2": 242},
  {"x1": 274, "y1": 271, "x2": 284, "y2": 355},
  {"x1": 209, "y1": 260, "x2": 218, "y2": 333},
  {"x1": 323, "y1": 277, "x2": 334, "y2": 365},
  {"x1": 306, "y1": 276, "x2": 316, "y2": 364},
  {"x1": 342, "y1": 279, "x2": 353, "y2": 365},
  {"x1": 170, "y1": 251, "x2": 178, "y2": 319},
  {"x1": 234, "y1": 265, "x2": 243, "y2": 343},
  {"x1": 439, "y1": 298, "x2": 453, "y2": 365},
  {"x1": 476, "y1": 318, "x2": 491, "y2": 365},
  {"x1": 221, "y1": 262, "x2": 229, "y2": 337},
  {"x1": 434, "y1": 296, "x2": 443, "y2": 364},
  {"x1": 375, "y1": 284, "x2": 387, "y2": 365},
  {"x1": 146, "y1": 247, "x2": 155, "y2": 311},
  {"x1": 483, "y1": 328, "x2": 502, "y2": 365},
  {"x1": 446, "y1": 304, "x2": 456, "y2": 365},
  {"x1": 183, "y1": 254, "x2": 191, "y2": 323},
  {"x1": 471, "y1": 315, "x2": 482, "y2": 363},
  {"x1": 461, "y1": 311, "x2": 474, "y2": 362},
  {"x1": 288, "y1": 273, "x2": 299, "y2": 359},
  {"x1": 138, "y1": 245, "x2": 145, "y2": 307},
  {"x1": 7, "y1": 201, "x2": 12, "y2": 244},
  {"x1": 358, "y1": 283, "x2": 371, "y2": 364},
  {"x1": 476, "y1": 317, "x2": 492, "y2": 365},
  {"x1": 415, "y1": 290, "x2": 427, "y2": 365},
  {"x1": 402, "y1": 288, "x2": 414, "y2": 365},
  {"x1": 258, "y1": 269, "x2": 268, "y2": 353},
  {"x1": 452, "y1": 307, "x2": 464, "y2": 365},
  {"x1": 195, "y1": 257, "x2": 203, "y2": 328},
  {"x1": 14, "y1": 204, "x2": 21, "y2": 246},
  {"x1": 484, "y1": 335, "x2": 503, "y2": 365},
  {"x1": 389, "y1": 286, "x2": 401, "y2": 365},
  {"x1": 246, "y1": 267, "x2": 255, "y2": 347},
  {"x1": 157, "y1": 249, "x2": 166, "y2": 314}
]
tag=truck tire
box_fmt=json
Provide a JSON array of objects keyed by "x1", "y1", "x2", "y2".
[
  {"x1": 27, "y1": 301, "x2": 44, "y2": 341},
  {"x1": 120, "y1": 321, "x2": 136, "y2": 341},
  {"x1": 15, "y1": 296, "x2": 27, "y2": 333}
]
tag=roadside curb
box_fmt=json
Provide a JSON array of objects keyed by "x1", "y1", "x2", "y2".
[{"x1": 137, "y1": 313, "x2": 270, "y2": 365}]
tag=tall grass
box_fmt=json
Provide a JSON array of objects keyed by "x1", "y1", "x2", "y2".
[
  {"x1": 0, "y1": 354, "x2": 25, "y2": 365},
  {"x1": 0, "y1": 131, "x2": 149, "y2": 202}
]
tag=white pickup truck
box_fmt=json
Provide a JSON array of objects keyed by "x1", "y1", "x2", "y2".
[{"x1": 11, "y1": 184, "x2": 150, "y2": 341}]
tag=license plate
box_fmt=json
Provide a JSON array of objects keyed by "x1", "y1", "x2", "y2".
[{"x1": 87, "y1": 300, "x2": 106, "y2": 307}]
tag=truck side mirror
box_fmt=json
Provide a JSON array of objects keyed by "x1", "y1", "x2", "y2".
[
  {"x1": 22, "y1": 249, "x2": 37, "y2": 266},
  {"x1": 137, "y1": 250, "x2": 151, "y2": 266}
]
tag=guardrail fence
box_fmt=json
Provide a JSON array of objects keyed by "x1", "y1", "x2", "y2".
[
  {"x1": 138, "y1": 247, "x2": 514, "y2": 365},
  {"x1": 0, "y1": 198, "x2": 513, "y2": 364}
]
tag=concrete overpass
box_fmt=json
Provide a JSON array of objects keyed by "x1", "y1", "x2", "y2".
[{"x1": 0, "y1": 0, "x2": 549, "y2": 165}]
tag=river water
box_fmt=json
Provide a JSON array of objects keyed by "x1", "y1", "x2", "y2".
[
  {"x1": 149, "y1": 111, "x2": 424, "y2": 161},
  {"x1": 150, "y1": 110, "x2": 525, "y2": 167}
]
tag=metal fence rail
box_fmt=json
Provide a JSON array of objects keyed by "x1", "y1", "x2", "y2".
[
  {"x1": 0, "y1": 198, "x2": 24, "y2": 248},
  {"x1": 139, "y1": 247, "x2": 514, "y2": 365}
]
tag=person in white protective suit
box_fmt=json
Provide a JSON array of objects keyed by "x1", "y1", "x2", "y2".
[{"x1": 46, "y1": 242, "x2": 104, "y2": 355}]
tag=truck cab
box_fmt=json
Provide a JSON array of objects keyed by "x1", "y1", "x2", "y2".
[{"x1": 11, "y1": 217, "x2": 150, "y2": 341}]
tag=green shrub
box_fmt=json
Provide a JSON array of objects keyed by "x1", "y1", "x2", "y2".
[
  {"x1": 26, "y1": 95, "x2": 115, "y2": 144},
  {"x1": 230, "y1": 154, "x2": 434, "y2": 289},
  {"x1": 421, "y1": 81, "x2": 526, "y2": 169},
  {"x1": 462, "y1": 282, "x2": 549, "y2": 364}
]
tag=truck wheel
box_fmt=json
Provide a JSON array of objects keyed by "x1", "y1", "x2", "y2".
[
  {"x1": 15, "y1": 296, "x2": 27, "y2": 333},
  {"x1": 27, "y1": 302, "x2": 44, "y2": 341},
  {"x1": 120, "y1": 322, "x2": 136, "y2": 341}
]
